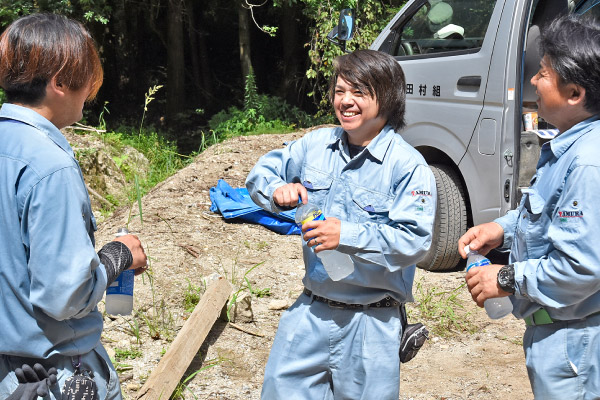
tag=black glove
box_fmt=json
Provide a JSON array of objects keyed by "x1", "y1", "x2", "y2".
[{"x1": 7, "y1": 363, "x2": 58, "y2": 400}]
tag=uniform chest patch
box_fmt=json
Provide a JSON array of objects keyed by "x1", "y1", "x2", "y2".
[
  {"x1": 411, "y1": 190, "x2": 432, "y2": 196},
  {"x1": 558, "y1": 210, "x2": 583, "y2": 222}
]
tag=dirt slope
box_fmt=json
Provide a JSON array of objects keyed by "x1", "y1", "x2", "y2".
[{"x1": 94, "y1": 130, "x2": 533, "y2": 400}]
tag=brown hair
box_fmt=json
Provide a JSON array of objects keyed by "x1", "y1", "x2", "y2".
[
  {"x1": 0, "y1": 13, "x2": 103, "y2": 105},
  {"x1": 329, "y1": 49, "x2": 406, "y2": 131}
]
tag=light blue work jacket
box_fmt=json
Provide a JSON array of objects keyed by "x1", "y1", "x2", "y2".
[
  {"x1": 496, "y1": 117, "x2": 600, "y2": 320},
  {"x1": 246, "y1": 125, "x2": 436, "y2": 304},
  {"x1": 0, "y1": 104, "x2": 107, "y2": 358}
]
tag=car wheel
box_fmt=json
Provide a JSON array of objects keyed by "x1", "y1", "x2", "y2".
[{"x1": 417, "y1": 164, "x2": 467, "y2": 271}]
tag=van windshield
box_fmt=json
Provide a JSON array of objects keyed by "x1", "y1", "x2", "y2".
[{"x1": 392, "y1": 0, "x2": 498, "y2": 57}]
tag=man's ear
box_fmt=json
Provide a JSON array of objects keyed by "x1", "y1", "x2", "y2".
[
  {"x1": 567, "y1": 83, "x2": 586, "y2": 107},
  {"x1": 47, "y1": 75, "x2": 66, "y2": 98}
]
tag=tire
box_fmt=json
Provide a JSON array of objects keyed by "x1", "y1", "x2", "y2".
[{"x1": 417, "y1": 164, "x2": 467, "y2": 271}]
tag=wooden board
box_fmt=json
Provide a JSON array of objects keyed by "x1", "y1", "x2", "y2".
[{"x1": 136, "y1": 277, "x2": 232, "y2": 399}]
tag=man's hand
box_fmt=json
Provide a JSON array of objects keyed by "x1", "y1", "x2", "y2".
[
  {"x1": 458, "y1": 222, "x2": 505, "y2": 258},
  {"x1": 465, "y1": 263, "x2": 511, "y2": 307},
  {"x1": 302, "y1": 217, "x2": 341, "y2": 253},
  {"x1": 114, "y1": 234, "x2": 147, "y2": 275},
  {"x1": 273, "y1": 183, "x2": 307, "y2": 208}
]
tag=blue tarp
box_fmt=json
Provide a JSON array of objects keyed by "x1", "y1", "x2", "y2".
[{"x1": 209, "y1": 179, "x2": 300, "y2": 235}]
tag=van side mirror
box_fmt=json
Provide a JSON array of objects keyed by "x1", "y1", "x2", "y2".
[{"x1": 327, "y1": 8, "x2": 355, "y2": 52}]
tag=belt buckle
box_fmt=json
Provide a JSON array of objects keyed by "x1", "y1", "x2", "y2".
[{"x1": 327, "y1": 299, "x2": 347, "y2": 309}]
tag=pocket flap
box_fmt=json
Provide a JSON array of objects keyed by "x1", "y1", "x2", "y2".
[
  {"x1": 303, "y1": 168, "x2": 333, "y2": 190},
  {"x1": 352, "y1": 187, "x2": 391, "y2": 212},
  {"x1": 521, "y1": 188, "x2": 546, "y2": 214}
]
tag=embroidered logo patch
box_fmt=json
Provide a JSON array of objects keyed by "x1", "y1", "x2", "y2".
[
  {"x1": 411, "y1": 190, "x2": 432, "y2": 196},
  {"x1": 558, "y1": 210, "x2": 583, "y2": 222}
]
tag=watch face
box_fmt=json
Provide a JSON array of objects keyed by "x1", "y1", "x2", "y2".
[{"x1": 498, "y1": 266, "x2": 515, "y2": 293}]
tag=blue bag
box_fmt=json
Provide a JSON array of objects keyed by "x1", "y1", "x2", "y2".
[{"x1": 209, "y1": 179, "x2": 300, "y2": 235}]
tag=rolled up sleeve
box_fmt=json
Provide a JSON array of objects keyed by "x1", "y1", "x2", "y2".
[{"x1": 246, "y1": 138, "x2": 307, "y2": 213}]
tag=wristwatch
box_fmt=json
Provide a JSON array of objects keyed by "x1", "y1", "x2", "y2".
[{"x1": 497, "y1": 264, "x2": 515, "y2": 294}]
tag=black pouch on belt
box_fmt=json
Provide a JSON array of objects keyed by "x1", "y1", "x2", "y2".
[
  {"x1": 61, "y1": 357, "x2": 98, "y2": 400},
  {"x1": 399, "y1": 304, "x2": 429, "y2": 363}
]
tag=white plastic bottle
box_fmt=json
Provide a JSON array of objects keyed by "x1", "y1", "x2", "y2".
[
  {"x1": 105, "y1": 227, "x2": 135, "y2": 315},
  {"x1": 295, "y1": 203, "x2": 354, "y2": 281},
  {"x1": 465, "y1": 245, "x2": 513, "y2": 319}
]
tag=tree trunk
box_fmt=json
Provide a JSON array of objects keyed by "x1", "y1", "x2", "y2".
[
  {"x1": 184, "y1": 0, "x2": 201, "y2": 103},
  {"x1": 167, "y1": 0, "x2": 186, "y2": 123},
  {"x1": 238, "y1": 0, "x2": 252, "y2": 85},
  {"x1": 279, "y1": 2, "x2": 302, "y2": 104}
]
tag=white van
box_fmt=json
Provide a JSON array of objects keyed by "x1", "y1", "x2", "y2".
[{"x1": 331, "y1": 0, "x2": 600, "y2": 271}]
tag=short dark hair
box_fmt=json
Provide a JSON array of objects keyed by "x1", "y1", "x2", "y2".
[
  {"x1": 329, "y1": 49, "x2": 407, "y2": 131},
  {"x1": 0, "y1": 13, "x2": 103, "y2": 105},
  {"x1": 539, "y1": 15, "x2": 600, "y2": 115}
]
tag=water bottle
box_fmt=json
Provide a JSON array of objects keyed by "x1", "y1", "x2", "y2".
[
  {"x1": 295, "y1": 203, "x2": 354, "y2": 281},
  {"x1": 465, "y1": 245, "x2": 513, "y2": 319},
  {"x1": 105, "y1": 227, "x2": 135, "y2": 315}
]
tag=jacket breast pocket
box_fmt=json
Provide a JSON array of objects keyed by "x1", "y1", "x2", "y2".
[
  {"x1": 517, "y1": 188, "x2": 546, "y2": 244},
  {"x1": 302, "y1": 167, "x2": 334, "y2": 207},
  {"x1": 521, "y1": 188, "x2": 545, "y2": 222},
  {"x1": 352, "y1": 187, "x2": 392, "y2": 224}
]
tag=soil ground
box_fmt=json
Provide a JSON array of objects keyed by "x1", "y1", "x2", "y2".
[{"x1": 93, "y1": 129, "x2": 533, "y2": 400}]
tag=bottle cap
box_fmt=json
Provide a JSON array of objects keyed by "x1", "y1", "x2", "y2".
[{"x1": 464, "y1": 245, "x2": 471, "y2": 254}]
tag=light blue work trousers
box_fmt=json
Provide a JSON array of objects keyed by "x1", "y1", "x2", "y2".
[
  {"x1": 524, "y1": 312, "x2": 600, "y2": 399},
  {"x1": 0, "y1": 345, "x2": 121, "y2": 399},
  {"x1": 261, "y1": 293, "x2": 402, "y2": 400}
]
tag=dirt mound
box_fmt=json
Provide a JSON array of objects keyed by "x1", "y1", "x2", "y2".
[{"x1": 93, "y1": 130, "x2": 532, "y2": 399}]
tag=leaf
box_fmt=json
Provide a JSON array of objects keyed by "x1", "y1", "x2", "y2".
[{"x1": 135, "y1": 174, "x2": 143, "y2": 226}]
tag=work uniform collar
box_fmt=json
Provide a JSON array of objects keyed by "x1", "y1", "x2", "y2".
[
  {"x1": 0, "y1": 103, "x2": 75, "y2": 159},
  {"x1": 539, "y1": 116, "x2": 600, "y2": 165},
  {"x1": 336, "y1": 124, "x2": 395, "y2": 163}
]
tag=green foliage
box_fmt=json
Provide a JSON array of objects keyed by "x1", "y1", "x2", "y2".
[
  {"x1": 274, "y1": 0, "x2": 406, "y2": 115},
  {"x1": 226, "y1": 261, "x2": 271, "y2": 321},
  {"x1": 101, "y1": 128, "x2": 192, "y2": 199},
  {"x1": 244, "y1": 68, "x2": 259, "y2": 111},
  {"x1": 171, "y1": 357, "x2": 224, "y2": 400},
  {"x1": 209, "y1": 69, "x2": 317, "y2": 139},
  {"x1": 183, "y1": 279, "x2": 207, "y2": 313},
  {"x1": 409, "y1": 277, "x2": 477, "y2": 338},
  {"x1": 140, "y1": 85, "x2": 163, "y2": 136},
  {"x1": 0, "y1": 0, "x2": 111, "y2": 27},
  {"x1": 114, "y1": 347, "x2": 142, "y2": 360}
]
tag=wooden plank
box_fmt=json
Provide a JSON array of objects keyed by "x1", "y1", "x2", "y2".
[{"x1": 136, "y1": 277, "x2": 232, "y2": 399}]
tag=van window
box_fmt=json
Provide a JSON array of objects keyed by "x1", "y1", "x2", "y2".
[
  {"x1": 576, "y1": 0, "x2": 600, "y2": 18},
  {"x1": 389, "y1": 0, "x2": 498, "y2": 57}
]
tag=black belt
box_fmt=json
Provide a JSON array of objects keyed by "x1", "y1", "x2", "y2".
[{"x1": 303, "y1": 288, "x2": 400, "y2": 309}]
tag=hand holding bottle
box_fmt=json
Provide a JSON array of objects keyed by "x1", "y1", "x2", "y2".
[
  {"x1": 458, "y1": 222, "x2": 505, "y2": 259},
  {"x1": 295, "y1": 203, "x2": 353, "y2": 281},
  {"x1": 105, "y1": 228, "x2": 147, "y2": 316},
  {"x1": 464, "y1": 245, "x2": 513, "y2": 319},
  {"x1": 113, "y1": 232, "x2": 147, "y2": 275},
  {"x1": 273, "y1": 182, "x2": 308, "y2": 208},
  {"x1": 301, "y1": 215, "x2": 341, "y2": 253}
]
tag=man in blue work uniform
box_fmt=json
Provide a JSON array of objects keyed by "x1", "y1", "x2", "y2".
[
  {"x1": 246, "y1": 49, "x2": 436, "y2": 399},
  {"x1": 0, "y1": 14, "x2": 147, "y2": 398},
  {"x1": 459, "y1": 15, "x2": 600, "y2": 399}
]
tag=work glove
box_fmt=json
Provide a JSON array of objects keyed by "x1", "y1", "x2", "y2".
[{"x1": 7, "y1": 363, "x2": 58, "y2": 400}]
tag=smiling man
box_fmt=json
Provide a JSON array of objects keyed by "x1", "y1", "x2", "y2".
[
  {"x1": 458, "y1": 15, "x2": 600, "y2": 399},
  {"x1": 246, "y1": 49, "x2": 436, "y2": 399}
]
